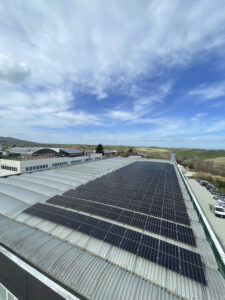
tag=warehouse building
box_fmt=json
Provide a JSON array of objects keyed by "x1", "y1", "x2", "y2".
[
  {"x1": 103, "y1": 149, "x2": 116, "y2": 157},
  {"x1": 0, "y1": 157, "x2": 224, "y2": 299},
  {"x1": 5, "y1": 147, "x2": 84, "y2": 157},
  {"x1": 0, "y1": 147, "x2": 102, "y2": 177}
]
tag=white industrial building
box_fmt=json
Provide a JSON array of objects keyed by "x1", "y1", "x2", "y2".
[{"x1": 0, "y1": 151, "x2": 102, "y2": 177}]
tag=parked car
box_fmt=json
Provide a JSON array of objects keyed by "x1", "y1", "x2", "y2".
[
  {"x1": 217, "y1": 194, "x2": 225, "y2": 198},
  {"x1": 211, "y1": 191, "x2": 222, "y2": 195},
  {"x1": 208, "y1": 187, "x2": 219, "y2": 191},
  {"x1": 214, "y1": 195, "x2": 225, "y2": 200},
  {"x1": 206, "y1": 185, "x2": 214, "y2": 190},
  {"x1": 209, "y1": 204, "x2": 225, "y2": 218},
  {"x1": 217, "y1": 200, "x2": 225, "y2": 208}
]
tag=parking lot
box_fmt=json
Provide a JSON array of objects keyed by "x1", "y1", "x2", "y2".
[{"x1": 187, "y1": 178, "x2": 225, "y2": 251}]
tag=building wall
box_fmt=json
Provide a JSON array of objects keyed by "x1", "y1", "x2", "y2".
[
  {"x1": 0, "y1": 154, "x2": 102, "y2": 177},
  {"x1": 0, "y1": 252, "x2": 67, "y2": 300},
  {"x1": 0, "y1": 159, "x2": 21, "y2": 176}
]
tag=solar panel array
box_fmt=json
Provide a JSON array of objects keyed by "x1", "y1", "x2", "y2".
[
  {"x1": 24, "y1": 202, "x2": 206, "y2": 285},
  {"x1": 64, "y1": 162, "x2": 190, "y2": 225},
  {"x1": 47, "y1": 194, "x2": 195, "y2": 246},
  {"x1": 23, "y1": 161, "x2": 206, "y2": 285}
]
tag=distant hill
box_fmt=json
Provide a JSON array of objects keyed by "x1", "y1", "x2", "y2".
[
  {"x1": 0, "y1": 136, "x2": 71, "y2": 148},
  {"x1": 0, "y1": 136, "x2": 94, "y2": 150},
  {"x1": 0, "y1": 137, "x2": 39, "y2": 147}
]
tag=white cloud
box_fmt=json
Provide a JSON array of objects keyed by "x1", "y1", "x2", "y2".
[
  {"x1": 107, "y1": 81, "x2": 174, "y2": 123},
  {"x1": 183, "y1": 137, "x2": 198, "y2": 141},
  {"x1": 204, "y1": 120, "x2": 225, "y2": 133},
  {"x1": 191, "y1": 112, "x2": 207, "y2": 121},
  {"x1": 0, "y1": 53, "x2": 30, "y2": 83},
  {"x1": 0, "y1": 1, "x2": 225, "y2": 143},
  {"x1": 133, "y1": 82, "x2": 173, "y2": 113},
  {"x1": 1, "y1": 1, "x2": 225, "y2": 95},
  {"x1": 189, "y1": 81, "x2": 225, "y2": 101},
  {"x1": 0, "y1": 87, "x2": 101, "y2": 129}
]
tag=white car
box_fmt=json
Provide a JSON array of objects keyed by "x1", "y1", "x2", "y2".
[
  {"x1": 217, "y1": 200, "x2": 225, "y2": 208},
  {"x1": 209, "y1": 204, "x2": 225, "y2": 218}
]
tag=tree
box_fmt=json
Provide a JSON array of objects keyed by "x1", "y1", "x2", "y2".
[
  {"x1": 127, "y1": 148, "x2": 133, "y2": 153},
  {"x1": 96, "y1": 144, "x2": 104, "y2": 153}
]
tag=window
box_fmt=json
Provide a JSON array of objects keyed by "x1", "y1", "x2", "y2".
[{"x1": 1, "y1": 165, "x2": 17, "y2": 171}]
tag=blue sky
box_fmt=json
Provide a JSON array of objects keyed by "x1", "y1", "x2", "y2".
[{"x1": 0, "y1": 1, "x2": 225, "y2": 148}]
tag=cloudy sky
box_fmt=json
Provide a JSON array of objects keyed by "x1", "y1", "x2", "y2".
[{"x1": 0, "y1": 0, "x2": 225, "y2": 148}]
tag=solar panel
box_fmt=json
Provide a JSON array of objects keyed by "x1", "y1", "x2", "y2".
[
  {"x1": 23, "y1": 202, "x2": 206, "y2": 285},
  {"x1": 47, "y1": 195, "x2": 196, "y2": 246},
  {"x1": 91, "y1": 228, "x2": 107, "y2": 240},
  {"x1": 104, "y1": 233, "x2": 122, "y2": 246},
  {"x1": 120, "y1": 238, "x2": 139, "y2": 254},
  {"x1": 63, "y1": 162, "x2": 190, "y2": 226}
]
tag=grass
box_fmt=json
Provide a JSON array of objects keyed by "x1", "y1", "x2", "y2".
[
  {"x1": 205, "y1": 157, "x2": 225, "y2": 166},
  {"x1": 135, "y1": 147, "x2": 170, "y2": 153},
  {"x1": 175, "y1": 149, "x2": 225, "y2": 160}
]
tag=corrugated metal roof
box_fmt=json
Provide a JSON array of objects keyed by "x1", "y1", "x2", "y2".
[
  {"x1": 59, "y1": 148, "x2": 84, "y2": 154},
  {"x1": 0, "y1": 177, "x2": 60, "y2": 196},
  {"x1": 13, "y1": 210, "x2": 225, "y2": 300},
  {"x1": 0, "y1": 181, "x2": 47, "y2": 204},
  {"x1": 0, "y1": 215, "x2": 182, "y2": 300},
  {"x1": 7, "y1": 147, "x2": 44, "y2": 154},
  {"x1": 23, "y1": 173, "x2": 75, "y2": 189},
  {"x1": 0, "y1": 157, "x2": 224, "y2": 299},
  {"x1": 0, "y1": 193, "x2": 28, "y2": 217},
  {"x1": 0, "y1": 157, "x2": 135, "y2": 217}
]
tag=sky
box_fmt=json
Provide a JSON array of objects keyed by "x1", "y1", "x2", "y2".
[{"x1": 0, "y1": 1, "x2": 225, "y2": 148}]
